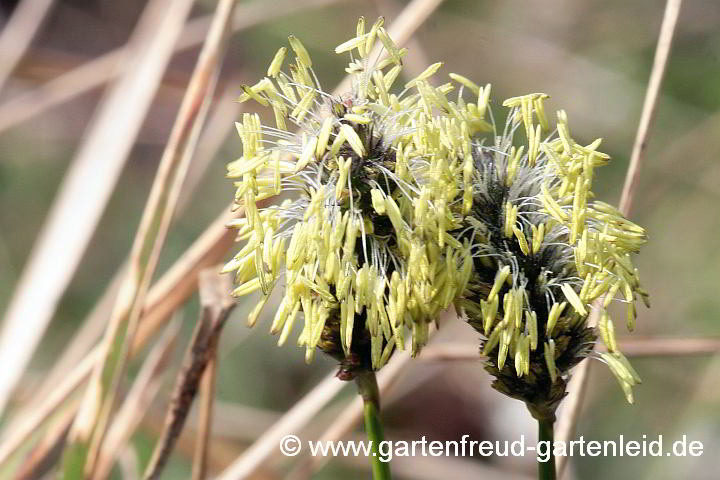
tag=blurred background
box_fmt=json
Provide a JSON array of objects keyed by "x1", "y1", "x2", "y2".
[{"x1": 0, "y1": 0, "x2": 718, "y2": 478}]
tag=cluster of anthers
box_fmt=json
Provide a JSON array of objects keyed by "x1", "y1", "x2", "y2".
[
  {"x1": 224, "y1": 16, "x2": 649, "y2": 407},
  {"x1": 455, "y1": 95, "x2": 649, "y2": 419},
  {"x1": 224, "y1": 18, "x2": 480, "y2": 379}
]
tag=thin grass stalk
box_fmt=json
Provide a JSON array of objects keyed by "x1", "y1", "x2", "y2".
[
  {"x1": 537, "y1": 418, "x2": 556, "y2": 480},
  {"x1": 179, "y1": 82, "x2": 241, "y2": 208},
  {"x1": 555, "y1": 0, "x2": 684, "y2": 477},
  {"x1": 60, "y1": 0, "x2": 235, "y2": 475},
  {"x1": 355, "y1": 372, "x2": 391, "y2": 480},
  {"x1": 0, "y1": 0, "x2": 196, "y2": 420},
  {"x1": 92, "y1": 321, "x2": 180, "y2": 480},
  {"x1": 143, "y1": 270, "x2": 235, "y2": 480},
  {"x1": 0, "y1": 0, "x2": 57, "y2": 94},
  {"x1": 619, "y1": 0, "x2": 685, "y2": 215},
  {"x1": 192, "y1": 351, "x2": 217, "y2": 480}
]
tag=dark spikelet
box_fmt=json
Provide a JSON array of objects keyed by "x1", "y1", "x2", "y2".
[{"x1": 456, "y1": 94, "x2": 648, "y2": 414}]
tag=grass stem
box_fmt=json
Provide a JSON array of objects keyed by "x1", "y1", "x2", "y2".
[
  {"x1": 538, "y1": 417, "x2": 556, "y2": 480},
  {"x1": 355, "y1": 371, "x2": 392, "y2": 480}
]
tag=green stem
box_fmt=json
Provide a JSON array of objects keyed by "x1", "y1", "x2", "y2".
[
  {"x1": 355, "y1": 371, "x2": 392, "y2": 480},
  {"x1": 537, "y1": 417, "x2": 556, "y2": 480}
]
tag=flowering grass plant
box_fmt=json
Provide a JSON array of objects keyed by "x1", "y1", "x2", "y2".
[{"x1": 225, "y1": 17, "x2": 648, "y2": 480}]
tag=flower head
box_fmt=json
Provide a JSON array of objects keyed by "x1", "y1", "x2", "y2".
[
  {"x1": 224, "y1": 18, "x2": 476, "y2": 379},
  {"x1": 224, "y1": 17, "x2": 648, "y2": 399},
  {"x1": 455, "y1": 93, "x2": 649, "y2": 418}
]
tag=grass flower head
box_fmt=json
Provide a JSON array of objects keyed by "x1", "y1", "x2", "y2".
[
  {"x1": 224, "y1": 18, "x2": 477, "y2": 379},
  {"x1": 455, "y1": 93, "x2": 649, "y2": 419}
]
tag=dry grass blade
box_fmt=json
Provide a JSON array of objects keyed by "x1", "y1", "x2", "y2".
[
  {"x1": 131, "y1": 209, "x2": 240, "y2": 356},
  {"x1": 180, "y1": 82, "x2": 242, "y2": 209},
  {"x1": 619, "y1": 0, "x2": 685, "y2": 216},
  {"x1": 61, "y1": 0, "x2": 234, "y2": 475},
  {"x1": 143, "y1": 270, "x2": 235, "y2": 480},
  {"x1": 192, "y1": 349, "x2": 217, "y2": 480},
  {"x1": 556, "y1": 0, "x2": 684, "y2": 477},
  {"x1": 142, "y1": 421, "x2": 245, "y2": 475},
  {"x1": 0, "y1": 0, "x2": 195, "y2": 420},
  {"x1": 143, "y1": 404, "x2": 283, "y2": 473},
  {"x1": 0, "y1": 0, "x2": 348, "y2": 133},
  {"x1": 379, "y1": 0, "x2": 443, "y2": 48},
  {"x1": 92, "y1": 321, "x2": 180, "y2": 480},
  {"x1": 0, "y1": 0, "x2": 56, "y2": 95},
  {"x1": 137, "y1": 401, "x2": 279, "y2": 471}
]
